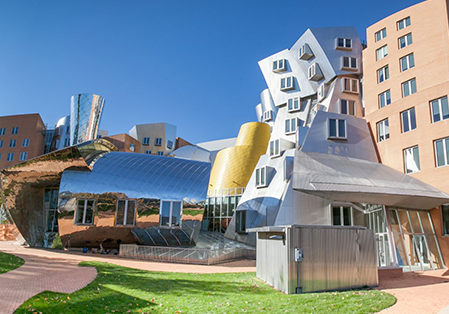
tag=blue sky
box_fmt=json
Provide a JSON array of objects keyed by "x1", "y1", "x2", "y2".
[{"x1": 0, "y1": 0, "x2": 422, "y2": 143}]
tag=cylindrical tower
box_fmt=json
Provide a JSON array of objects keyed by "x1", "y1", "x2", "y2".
[{"x1": 70, "y1": 93, "x2": 105, "y2": 145}]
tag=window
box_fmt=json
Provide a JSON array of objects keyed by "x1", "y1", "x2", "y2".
[
  {"x1": 22, "y1": 138, "x2": 30, "y2": 147},
  {"x1": 377, "y1": 119, "x2": 390, "y2": 142},
  {"x1": 400, "y1": 53, "x2": 415, "y2": 72},
  {"x1": 341, "y1": 57, "x2": 357, "y2": 70},
  {"x1": 442, "y1": 205, "x2": 449, "y2": 235},
  {"x1": 272, "y1": 59, "x2": 286, "y2": 72},
  {"x1": 167, "y1": 140, "x2": 173, "y2": 149},
  {"x1": 0, "y1": 128, "x2": 5, "y2": 136},
  {"x1": 402, "y1": 78, "x2": 417, "y2": 97},
  {"x1": 9, "y1": 139, "x2": 16, "y2": 148},
  {"x1": 328, "y1": 118, "x2": 346, "y2": 139},
  {"x1": 6, "y1": 153, "x2": 14, "y2": 162},
  {"x1": 11, "y1": 127, "x2": 19, "y2": 135},
  {"x1": 269, "y1": 139, "x2": 280, "y2": 158},
  {"x1": 401, "y1": 108, "x2": 417, "y2": 133},
  {"x1": 308, "y1": 62, "x2": 323, "y2": 81},
  {"x1": 397, "y1": 17, "x2": 411, "y2": 30},
  {"x1": 398, "y1": 33, "x2": 413, "y2": 49},
  {"x1": 298, "y1": 43, "x2": 313, "y2": 60},
  {"x1": 376, "y1": 45, "x2": 388, "y2": 61},
  {"x1": 317, "y1": 84, "x2": 325, "y2": 100},
  {"x1": 64, "y1": 138, "x2": 70, "y2": 147},
  {"x1": 280, "y1": 76, "x2": 294, "y2": 91},
  {"x1": 160, "y1": 200, "x2": 182, "y2": 228},
  {"x1": 255, "y1": 167, "x2": 267, "y2": 188},
  {"x1": 66, "y1": 126, "x2": 70, "y2": 135},
  {"x1": 145, "y1": 150, "x2": 152, "y2": 155},
  {"x1": 155, "y1": 138, "x2": 162, "y2": 146},
  {"x1": 285, "y1": 118, "x2": 297, "y2": 134},
  {"x1": 235, "y1": 210, "x2": 247, "y2": 233},
  {"x1": 263, "y1": 110, "x2": 273, "y2": 122},
  {"x1": 377, "y1": 65, "x2": 389, "y2": 83},
  {"x1": 75, "y1": 199, "x2": 95, "y2": 225},
  {"x1": 375, "y1": 28, "x2": 387, "y2": 42},
  {"x1": 336, "y1": 38, "x2": 352, "y2": 49},
  {"x1": 435, "y1": 137, "x2": 449, "y2": 167},
  {"x1": 332, "y1": 206, "x2": 352, "y2": 226},
  {"x1": 19, "y1": 152, "x2": 27, "y2": 161},
  {"x1": 116, "y1": 200, "x2": 136, "y2": 226},
  {"x1": 404, "y1": 146, "x2": 420, "y2": 174},
  {"x1": 430, "y1": 96, "x2": 449, "y2": 123},
  {"x1": 340, "y1": 99, "x2": 356, "y2": 116},
  {"x1": 287, "y1": 97, "x2": 300, "y2": 112},
  {"x1": 130, "y1": 143, "x2": 135, "y2": 152},
  {"x1": 142, "y1": 137, "x2": 150, "y2": 145},
  {"x1": 379, "y1": 90, "x2": 391, "y2": 108},
  {"x1": 342, "y1": 78, "x2": 359, "y2": 94},
  {"x1": 157, "y1": 151, "x2": 164, "y2": 156},
  {"x1": 0, "y1": 140, "x2": 3, "y2": 149}
]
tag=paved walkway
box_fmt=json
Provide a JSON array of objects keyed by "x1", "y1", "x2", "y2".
[{"x1": 378, "y1": 269, "x2": 449, "y2": 314}]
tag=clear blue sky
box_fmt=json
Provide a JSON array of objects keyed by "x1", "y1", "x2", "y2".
[{"x1": 0, "y1": 0, "x2": 422, "y2": 143}]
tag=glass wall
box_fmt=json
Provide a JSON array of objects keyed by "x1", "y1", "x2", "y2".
[
  {"x1": 43, "y1": 188, "x2": 59, "y2": 232},
  {"x1": 203, "y1": 195, "x2": 241, "y2": 233}
]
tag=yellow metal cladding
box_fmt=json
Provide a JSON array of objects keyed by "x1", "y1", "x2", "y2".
[{"x1": 208, "y1": 122, "x2": 270, "y2": 195}]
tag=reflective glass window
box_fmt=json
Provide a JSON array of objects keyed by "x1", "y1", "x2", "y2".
[
  {"x1": 160, "y1": 200, "x2": 182, "y2": 228},
  {"x1": 75, "y1": 199, "x2": 95, "y2": 225}
]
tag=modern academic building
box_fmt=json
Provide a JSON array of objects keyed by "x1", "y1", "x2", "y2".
[{"x1": 3, "y1": 0, "x2": 449, "y2": 276}]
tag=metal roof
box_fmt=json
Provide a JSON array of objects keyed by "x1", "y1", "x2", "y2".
[
  {"x1": 60, "y1": 152, "x2": 211, "y2": 202},
  {"x1": 293, "y1": 151, "x2": 449, "y2": 209}
]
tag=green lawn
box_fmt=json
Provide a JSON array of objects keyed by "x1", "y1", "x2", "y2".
[
  {"x1": 0, "y1": 251, "x2": 24, "y2": 274},
  {"x1": 17, "y1": 261, "x2": 395, "y2": 314}
]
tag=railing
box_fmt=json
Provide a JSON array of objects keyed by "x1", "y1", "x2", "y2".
[
  {"x1": 207, "y1": 187, "x2": 245, "y2": 198},
  {"x1": 119, "y1": 244, "x2": 255, "y2": 265}
]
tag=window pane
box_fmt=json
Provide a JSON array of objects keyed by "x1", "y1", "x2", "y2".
[
  {"x1": 411, "y1": 79, "x2": 417, "y2": 94},
  {"x1": 261, "y1": 167, "x2": 265, "y2": 186},
  {"x1": 294, "y1": 98, "x2": 299, "y2": 109},
  {"x1": 410, "y1": 108, "x2": 416, "y2": 130},
  {"x1": 432, "y1": 100, "x2": 441, "y2": 122},
  {"x1": 286, "y1": 77, "x2": 291, "y2": 87},
  {"x1": 351, "y1": 79, "x2": 358, "y2": 92},
  {"x1": 281, "y1": 78, "x2": 285, "y2": 88},
  {"x1": 401, "y1": 57, "x2": 407, "y2": 71},
  {"x1": 351, "y1": 58, "x2": 357, "y2": 68},
  {"x1": 446, "y1": 138, "x2": 449, "y2": 165},
  {"x1": 116, "y1": 200, "x2": 125, "y2": 225},
  {"x1": 343, "y1": 57, "x2": 349, "y2": 68},
  {"x1": 409, "y1": 54, "x2": 415, "y2": 68},
  {"x1": 338, "y1": 120, "x2": 346, "y2": 138},
  {"x1": 343, "y1": 207, "x2": 351, "y2": 225},
  {"x1": 288, "y1": 99, "x2": 292, "y2": 110},
  {"x1": 344, "y1": 78, "x2": 350, "y2": 90},
  {"x1": 275, "y1": 139, "x2": 279, "y2": 155},
  {"x1": 386, "y1": 90, "x2": 391, "y2": 105},
  {"x1": 402, "y1": 111, "x2": 410, "y2": 133},
  {"x1": 279, "y1": 59, "x2": 283, "y2": 69},
  {"x1": 338, "y1": 38, "x2": 344, "y2": 47},
  {"x1": 442, "y1": 97, "x2": 449, "y2": 120},
  {"x1": 384, "y1": 119, "x2": 389, "y2": 139},
  {"x1": 273, "y1": 61, "x2": 277, "y2": 70},
  {"x1": 161, "y1": 201, "x2": 171, "y2": 226},
  {"x1": 443, "y1": 205, "x2": 449, "y2": 235},
  {"x1": 126, "y1": 201, "x2": 135, "y2": 225},
  {"x1": 256, "y1": 169, "x2": 260, "y2": 186},
  {"x1": 85, "y1": 200, "x2": 94, "y2": 224},
  {"x1": 341, "y1": 100, "x2": 347, "y2": 114},
  {"x1": 436, "y1": 140, "x2": 445, "y2": 167},
  {"x1": 403, "y1": 82, "x2": 410, "y2": 97},
  {"x1": 285, "y1": 120, "x2": 290, "y2": 133},
  {"x1": 349, "y1": 101, "x2": 355, "y2": 116},
  {"x1": 329, "y1": 119, "x2": 337, "y2": 137},
  {"x1": 171, "y1": 201, "x2": 182, "y2": 227},
  {"x1": 333, "y1": 206, "x2": 341, "y2": 226},
  {"x1": 413, "y1": 146, "x2": 420, "y2": 171}
]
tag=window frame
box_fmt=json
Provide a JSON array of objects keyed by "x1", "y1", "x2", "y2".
[
  {"x1": 400, "y1": 53, "x2": 415, "y2": 72},
  {"x1": 340, "y1": 99, "x2": 356, "y2": 116},
  {"x1": 342, "y1": 77, "x2": 359, "y2": 94},
  {"x1": 327, "y1": 118, "x2": 347, "y2": 140},
  {"x1": 159, "y1": 200, "x2": 183, "y2": 228},
  {"x1": 336, "y1": 38, "x2": 352, "y2": 50},
  {"x1": 285, "y1": 117, "x2": 297, "y2": 135},
  {"x1": 235, "y1": 210, "x2": 247, "y2": 233},
  {"x1": 375, "y1": 28, "x2": 387, "y2": 42},
  {"x1": 145, "y1": 150, "x2": 152, "y2": 155},
  {"x1": 398, "y1": 33, "x2": 413, "y2": 49},
  {"x1": 22, "y1": 138, "x2": 30, "y2": 147},
  {"x1": 331, "y1": 205, "x2": 353, "y2": 226},
  {"x1": 397, "y1": 17, "x2": 411, "y2": 30},
  {"x1": 115, "y1": 199, "x2": 136, "y2": 226},
  {"x1": 378, "y1": 90, "x2": 391, "y2": 109},
  {"x1": 376, "y1": 45, "x2": 388, "y2": 61},
  {"x1": 287, "y1": 97, "x2": 300, "y2": 112},
  {"x1": 400, "y1": 107, "x2": 417, "y2": 133},
  {"x1": 75, "y1": 199, "x2": 95, "y2": 225},
  {"x1": 401, "y1": 78, "x2": 417, "y2": 97},
  {"x1": 430, "y1": 96, "x2": 449, "y2": 123},
  {"x1": 11, "y1": 127, "x2": 19, "y2": 135},
  {"x1": 6, "y1": 153, "x2": 14, "y2": 162},
  {"x1": 280, "y1": 76, "x2": 294, "y2": 91},
  {"x1": 142, "y1": 137, "x2": 150, "y2": 145},
  {"x1": 317, "y1": 84, "x2": 325, "y2": 100},
  {"x1": 377, "y1": 118, "x2": 390, "y2": 142},
  {"x1": 255, "y1": 167, "x2": 267, "y2": 188},
  {"x1": 19, "y1": 152, "x2": 28, "y2": 161},
  {"x1": 434, "y1": 137, "x2": 449, "y2": 168},
  {"x1": 9, "y1": 139, "x2": 16, "y2": 148},
  {"x1": 269, "y1": 139, "x2": 281, "y2": 158},
  {"x1": 272, "y1": 59, "x2": 286, "y2": 72},
  {"x1": 263, "y1": 110, "x2": 273, "y2": 122},
  {"x1": 377, "y1": 65, "x2": 389, "y2": 83},
  {"x1": 341, "y1": 57, "x2": 358, "y2": 70},
  {"x1": 0, "y1": 128, "x2": 5, "y2": 136},
  {"x1": 157, "y1": 151, "x2": 164, "y2": 156},
  {"x1": 442, "y1": 204, "x2": 449, "y2": 235},
  {"x1": 403, "y1": 145, "x2": 421, "y2": 174},
  {"x1": 155, "y1": 138, "x2": 162, "y2": 146}
]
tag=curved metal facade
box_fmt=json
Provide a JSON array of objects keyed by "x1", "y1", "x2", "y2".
[{"x1": 70, "y1": 93, "x2": 105, "y2": 145}]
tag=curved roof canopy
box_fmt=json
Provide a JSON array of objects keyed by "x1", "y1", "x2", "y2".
[{"x1": 60, "y1": 152, "x2": 211, "y2": 202}]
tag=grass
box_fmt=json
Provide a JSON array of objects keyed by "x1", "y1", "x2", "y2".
[
  {"x1": 16, "y1": 261, "x2": 395, "y2": 314},
  {"x1": 0, "y1": 251, "x2": 24, "y2": 274}
]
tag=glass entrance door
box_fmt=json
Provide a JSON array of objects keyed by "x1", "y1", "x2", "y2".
[{"x1": 366, "y1": 205, "x2": 394, "y2": 268}]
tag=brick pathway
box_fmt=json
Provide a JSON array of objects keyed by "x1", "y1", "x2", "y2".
[
  {"x1": 0, "y1": 249, "x2": 97, "y2": 314},
  {"x1": 377, "y1": 269, "x2": 449, "y2": 314}
]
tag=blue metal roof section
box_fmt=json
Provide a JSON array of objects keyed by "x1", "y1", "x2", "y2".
[{"x1": 59, "y1": 152, "x2": 212, "y2": 202}]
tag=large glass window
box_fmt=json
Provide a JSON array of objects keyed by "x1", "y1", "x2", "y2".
[
  {"x1": 398, "y1": 33, "x2": 413, "y2": 49},
  {"x1": 377, "y1": 118, "x2": 390, "y2": 142},
  {"x1": 328, "y1": 118, "x2": 346, "y2": 139},
  {"x1": 401, "y1": 107, "x2": 417, "y2": 133},
  {"x1": 377, "y1": 65, "x2": 389, "y2": 83},
  {"x1": 434, "y1": 137, "x2": 449, "y2": 167},
  {"x1": 75, "y1": 199, "x2": 95, "y2": 225},
  {"x1": 400, "y1": 53, "x2": 415, "y2": 72},
  {"x1": 116, "y1": 200, "x2": 136, "y2": 226},
  {"x1": 404, "y1": 146, "x2": 420, "y2": 174},
  {"x1": 160, "y1": 200, "x2": 182, "y2": 228},
  {"x1": 332, "y1": 206, "x2": 352, "y2": 226},
  {"x1": 379, "y1": 90, "x2": 391, "y2": 108},
  {"x1": 376, "y1": 45, "x2": 388, "y2": 61},
  {"x1": 402, "y1": 78, "x2": 417, "y2": 97},
  {"x1": 430, "y1": 96, "x2": 449, "y2": 123}
]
